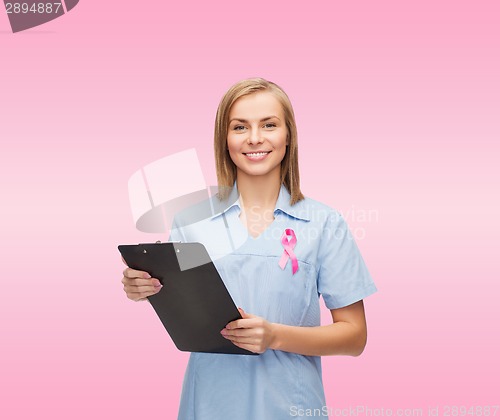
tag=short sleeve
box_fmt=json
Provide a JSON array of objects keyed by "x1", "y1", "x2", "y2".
[{"x1": 317, "y1": 210, "x2": 377, "y2": 309}]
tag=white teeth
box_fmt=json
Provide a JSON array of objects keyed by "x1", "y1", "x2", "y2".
[{"x1": 246, "y1": 152, "x2": 269, "y2": 157}]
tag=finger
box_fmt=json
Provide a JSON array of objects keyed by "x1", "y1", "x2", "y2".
[
  {"x1": 237, "y1": 307, "x2": 255, "y2": 319},
  {"x1": 237, "y1": 307, "x2": 254, "y2": 319},
  {"x1": 221, "y1": 328, "x2": 241, "y2": 338},
  {"x1": 124, "y1": 284, "x2": 162, "y2": 294},
  {"x1": 229, "y1": 336, "x2": 259, "y2": 346},
  {"x1": 221, "y1": 325, "x2": 258, "y2": 336},
  {"x1": 123, "y1": 267, "x2": 151, "y2": 279},
  {"x1": 228, "y1": 340, "x2": 262, "y2": 354},
  {"x1": 122, "y1": 276, "x2": 162, "y2": 287},
  {"x1": 221, "y1": 327, "x2": 259, "y2": 341},
  {"x1": 225, "y1": 318, "x2": 258, "y2": 330}
]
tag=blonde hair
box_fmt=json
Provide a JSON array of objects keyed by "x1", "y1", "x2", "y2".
[{"x1": 214, "y1": 77, "x2": 304, "y2": 205}]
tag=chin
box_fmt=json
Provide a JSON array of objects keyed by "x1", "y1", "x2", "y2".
[{"x1": 238, "y1": 165, "x2": 280, "y2": 178}]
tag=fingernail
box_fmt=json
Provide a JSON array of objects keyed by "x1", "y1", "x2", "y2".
[
  {"x1": 153, "y1": 280, "x2": 161, "y2": 287},
  {"x1": 144, "y1": 273, "x2": 151, "y2": 279}
]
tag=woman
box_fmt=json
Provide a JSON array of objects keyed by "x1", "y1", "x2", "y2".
[{"x1": 121, "y1": 77, "x2": 377, "y2": 419}]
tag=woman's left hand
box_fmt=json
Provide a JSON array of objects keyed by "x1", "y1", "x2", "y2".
[{"x1": 220, "y1": 308, "x2": 277, "y2": 354}]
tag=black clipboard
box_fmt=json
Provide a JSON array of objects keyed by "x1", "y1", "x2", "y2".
[{"x1": 118, "y1": 242, "x2": 257, "y2": 355}]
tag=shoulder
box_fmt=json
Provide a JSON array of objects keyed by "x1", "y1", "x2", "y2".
[
  {"x1": 291, "y1": 195, "x2": 344, "y2": 226},
  {"x1": 172, "y1": 192, "x2": 231, "y2": 227}
]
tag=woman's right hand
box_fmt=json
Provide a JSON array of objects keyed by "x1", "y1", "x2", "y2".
[{"x1": 121, "y1": 258, "x2": 163, "y2": 301}]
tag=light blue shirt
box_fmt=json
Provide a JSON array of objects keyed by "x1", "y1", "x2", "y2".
[{"x1": 169, "y1": 183, "x2": 377, "y2": 420}]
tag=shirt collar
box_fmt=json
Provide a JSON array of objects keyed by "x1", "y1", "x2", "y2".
[{"x1": 210, "y1": 182, "x2": 310, "y2": 222}]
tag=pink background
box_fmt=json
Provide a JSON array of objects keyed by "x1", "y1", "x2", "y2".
[{"x1": 1, "y1": 1, "x2": 499, "y2": 418}]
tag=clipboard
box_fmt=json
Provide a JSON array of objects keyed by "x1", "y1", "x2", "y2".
[{"x1": 118, "y1": 242, "x2": 257, "y2": 355}]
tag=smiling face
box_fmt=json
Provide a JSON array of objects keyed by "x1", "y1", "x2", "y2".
[{"x1": 226, "y1": 91, "x2": 288, "y2": 181}]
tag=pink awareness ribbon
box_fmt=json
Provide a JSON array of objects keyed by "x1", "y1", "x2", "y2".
[{"x1": 279, "y1": 229, "x2": 299, "y2": 274}]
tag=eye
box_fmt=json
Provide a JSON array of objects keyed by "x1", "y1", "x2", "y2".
[
  {"x1": 264, "y1": 123, "x2": 276, "y2": 128},
  {"x1": 233, "y1": 125, "x2": 246, "y2": 131}
]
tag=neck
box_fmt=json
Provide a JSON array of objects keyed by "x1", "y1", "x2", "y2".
[{"x1": 236, "y1": 167, "x2": 281, "y2": 208}]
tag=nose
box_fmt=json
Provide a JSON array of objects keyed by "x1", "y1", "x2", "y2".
[{"x1": 247, "y1": 127, "x2": 263, "y2": 145}]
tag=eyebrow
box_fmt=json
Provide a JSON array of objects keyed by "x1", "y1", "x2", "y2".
[{"x1": 229, "y1": 115, "x2": 281, "y2": 123}]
